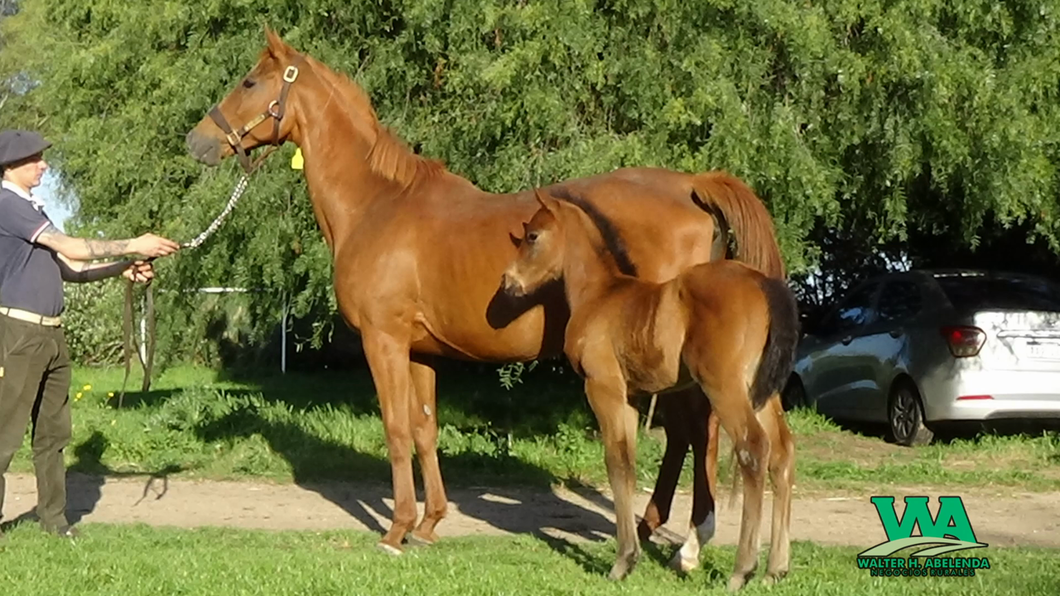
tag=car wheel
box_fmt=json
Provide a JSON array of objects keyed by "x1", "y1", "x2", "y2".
[
  {"x1": 781, "y1": 377, "x2": 807, "y2": 411},
  {"x1": 888, "y1": 381, "x2": 933, "y2": 447}
]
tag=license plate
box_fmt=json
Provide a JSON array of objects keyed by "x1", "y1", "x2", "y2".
[{"x1": 1026, "y1": 342, "x2": 1060, "y2": 360}]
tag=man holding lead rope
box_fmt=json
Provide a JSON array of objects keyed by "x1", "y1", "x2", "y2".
[{"x1": 0, "y1": 129, "x2": 179, "y2": 539}]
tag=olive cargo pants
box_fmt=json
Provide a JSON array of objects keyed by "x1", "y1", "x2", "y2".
[{"x1": 0, "y1": 315, "x2": 73, "y2": 531}]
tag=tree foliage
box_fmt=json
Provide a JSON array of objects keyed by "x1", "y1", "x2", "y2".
[{"x1": 2, "y1": 0, "x2": 1060, "y2": 364}]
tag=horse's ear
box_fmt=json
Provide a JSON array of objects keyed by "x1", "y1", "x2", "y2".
[{"x1": 264, "y1": 25, "x2": 286, "y2": 57}]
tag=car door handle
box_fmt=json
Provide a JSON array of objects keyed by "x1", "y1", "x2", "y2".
[{"x1": 841, "y1": 335, "x2": 853, "y2": 345}]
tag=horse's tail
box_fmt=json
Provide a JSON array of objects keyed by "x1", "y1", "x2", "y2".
[
  {"x1": 690, "y1": 171, "x2": 786, "y2": 280},
  {"x1": 749, "y1": 276, "x2": 800, "y2": 411}
]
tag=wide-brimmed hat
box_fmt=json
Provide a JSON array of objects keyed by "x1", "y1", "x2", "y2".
[{"x1": 0, "y1": 129, "x2": 51, "y2": 167}]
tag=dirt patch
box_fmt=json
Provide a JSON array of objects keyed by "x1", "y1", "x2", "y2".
[{"x1": 3, "y1": 473, "x2": 1059, "y2": 549}]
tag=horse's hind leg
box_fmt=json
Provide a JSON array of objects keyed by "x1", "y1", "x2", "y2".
[
  {"x1": 702, "y1": 380, "x2": 769, "y2": 592},
  {"x1": 408, "y1": 356, "x2": 448, "y2": 546},
  {"x1": 670, "y1": 390, "x2": 720, "y2": 573},
  {"x1": 585, "y1": 376, "x2": 642, "y2": 581},
  {"x1": 758, "y1": 394, "x2": 794, "y2": 583},
  {"x1": 638, "y1": 395, "x2": 690, "y2": 542}
]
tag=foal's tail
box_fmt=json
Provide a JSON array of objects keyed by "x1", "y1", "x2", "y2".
[
  {"x1": 724, "y1": 275, "x2": 799, "y2": 509},
  {"x1": 690, "y1": 171, "x2": 786, "y2": 279},
  {"x1": 749, "y1": 277, "x2": 800, "y2": 411}
]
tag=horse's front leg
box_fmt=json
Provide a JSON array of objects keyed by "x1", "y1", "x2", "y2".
[
  {"x1": 638, "y1": 394, "x2": 690, "y2": 542},
  {"x1": 361, "y1": 328, "x2": 418, "y2": 554},
  {"x1": 672, "y1": 389, "x2": 720, "y2": 573},
  {"x1": 585, "y1": 375, "x2": 641, "y2": 581},
  {"x1": 409, "y1": 356, "x2": 448, "y2": 545}
]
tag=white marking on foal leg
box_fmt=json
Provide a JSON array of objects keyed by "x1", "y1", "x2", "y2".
[{"x1": 423, "y1": 404, "x2": 432, "y2": 416}]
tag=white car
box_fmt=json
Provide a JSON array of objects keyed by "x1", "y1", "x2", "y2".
[{"x1": 785, "y1": 269, "x2": 1060, "y2": 445}]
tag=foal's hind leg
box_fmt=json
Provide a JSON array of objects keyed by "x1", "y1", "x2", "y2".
[
  {"x1": 702, "y1": 381, "x2": 769, "y2": 592},
  {"x1": 408, "y1": 357, "x2": 449, "y2": 546},
  {"x1": 758, "y1": 394, "x2": 795, "y2": 583}
]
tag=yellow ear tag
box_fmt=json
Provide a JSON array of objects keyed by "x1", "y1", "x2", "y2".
[{"x1": 291, "y1": 147, "x2": 304, "y2": 170}]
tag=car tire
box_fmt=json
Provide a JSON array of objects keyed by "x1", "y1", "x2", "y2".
[
  {"x1": 888, "y1": 381, "x2": 933, "y2": 447},
  {"x1": 781, "y1": 377, "x2": 807, "y2": 411}
]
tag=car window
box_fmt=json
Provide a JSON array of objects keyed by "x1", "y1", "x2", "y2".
[
  {"x1": 820, "y1": 282, "x2": 879, "y2": 335},
  {"x1": 878, "y1": 280, "x2": 923, "y2": 322},
  {"x1": 935, "y1": 274, "x2": 1060, "y2": 313}
]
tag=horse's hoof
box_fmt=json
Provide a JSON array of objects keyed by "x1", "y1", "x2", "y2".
[
  {"x1": 407, "y1": 532, "x2": 438, "y2": 548},
  {"x1": 376, "y1": 541, "x2": 404, "y2": 556},
  {"x1": 668, "y1": 551, "x2": 700, "y2": 574}
]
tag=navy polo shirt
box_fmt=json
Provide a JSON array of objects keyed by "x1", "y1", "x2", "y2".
[{"x1": 0, "y1": 186, "x2": 64, "y2": 317}]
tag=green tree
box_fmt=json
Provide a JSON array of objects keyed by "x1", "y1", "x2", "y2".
[{"x1": 2, "y1": 0, "x2": 1059, "y2": 365}]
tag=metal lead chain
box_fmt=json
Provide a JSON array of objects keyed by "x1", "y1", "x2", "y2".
[{"x1": 182, "y1": 173, "x2": 251, "y2": 249}]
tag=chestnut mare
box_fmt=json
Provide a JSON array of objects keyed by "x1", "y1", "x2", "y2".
[
  {"x1": 185, "y1": 29, "x2": 789, "y2": 565},
  {"x1": 500, "y1": 191, "x2": 798, "y2": 590}
]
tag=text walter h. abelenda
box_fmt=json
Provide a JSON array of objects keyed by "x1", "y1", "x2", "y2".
[{"x1": 858, "y1": 556, "x2": 991, "y2": 577}]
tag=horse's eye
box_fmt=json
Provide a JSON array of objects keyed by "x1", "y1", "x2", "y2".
[
  {"x1": 242, "y1": 78, "x2": 256, "y2": 89},
  {"x1": 526, "y1": 232, "x2": 539, "y2": 244}
]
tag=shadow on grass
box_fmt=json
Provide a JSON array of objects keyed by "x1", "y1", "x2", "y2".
[
  {"x1": 2, "y1": 431, "x2": 186, "y2": 532},
  {"x1": 191, "y1": 405, "x2": 622, "y2": 564},
  {"x1": 65, "y1": 431, "x2": 187, "y2": 525},
  {"x1": 97, "y1": 359, "x2": 683, "y2": 574}
]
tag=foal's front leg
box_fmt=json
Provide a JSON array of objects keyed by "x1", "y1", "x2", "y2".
[{"x1": 585, "y1": 375, "x2": 641, "y2": 581}]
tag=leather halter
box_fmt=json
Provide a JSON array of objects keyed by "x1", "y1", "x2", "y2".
[{"x1": 208, "y1": 57, "x2": 303, "y2": 173}]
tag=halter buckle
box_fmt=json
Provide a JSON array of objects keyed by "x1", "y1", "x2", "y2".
[{"x1": 283, "y1": 66, "x2": 299, "y2": 83}]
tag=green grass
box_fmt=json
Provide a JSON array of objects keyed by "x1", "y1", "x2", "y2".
[
  {"x1": 6, "y1": 364, "x2": 1060, "y2": 492},
  {"x1": 0, "y1": 523, "x2": 1056, "y2": 596}
]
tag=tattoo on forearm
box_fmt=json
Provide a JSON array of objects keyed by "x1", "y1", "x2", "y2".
[
  {"x1": 39, "y1": 224, "x2": 131, "y2": 259},
  {"x1": 81, "y1": 238, "x2": 131, "y2": 258}
]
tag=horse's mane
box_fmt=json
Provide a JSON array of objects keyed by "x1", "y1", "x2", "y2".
[
  {"x1": 548, "y1": 188, "x2": 638, "y2": 277},
  {"x1": 298, "y1": 52, "x2": 446, "y2": 189}
]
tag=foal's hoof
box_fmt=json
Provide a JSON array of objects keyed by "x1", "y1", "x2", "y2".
[
  {"x1": 727, "y1": 574, "x2": 749, "y2": 592},
  {"x1": 607, "y1": 553, "x2": 640, "y2": 581},
  {"x1": 376, "y1": 541, "x2": 404, "y2": 556},
  {"x1": 762, "y1": 570, "x2": 788, "y2": 586}
]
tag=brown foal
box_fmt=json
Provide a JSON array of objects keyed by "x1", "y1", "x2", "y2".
[{"x1": 501, "y1": 191, "x2": 798, "y2": 590}]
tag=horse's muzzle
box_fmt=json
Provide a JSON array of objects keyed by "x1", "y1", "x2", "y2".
[{"x1": 185, "y1": 130, "x2": 223, "y2": 166}]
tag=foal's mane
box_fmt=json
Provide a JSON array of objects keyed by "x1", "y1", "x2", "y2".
[
  {"x1": 548, "y1": 188, "x2": 638, "y2": 277},
  {"x1": 295, "y1": 51, "x2": 446, "y2": 188}
]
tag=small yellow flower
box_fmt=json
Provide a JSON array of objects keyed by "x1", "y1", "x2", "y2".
[
  {"x1": 108, "y1": 392, "x2": 115, "y2": 399},
  {"x1": 110, "y1": 420, "x2": 117, "y2": 426},
  {"x1": 83, "y1": 384, "x2": 92, "y2": 391},
  {"x1": 75, "y1": 392, "x2": 83, "y2": 400}
]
